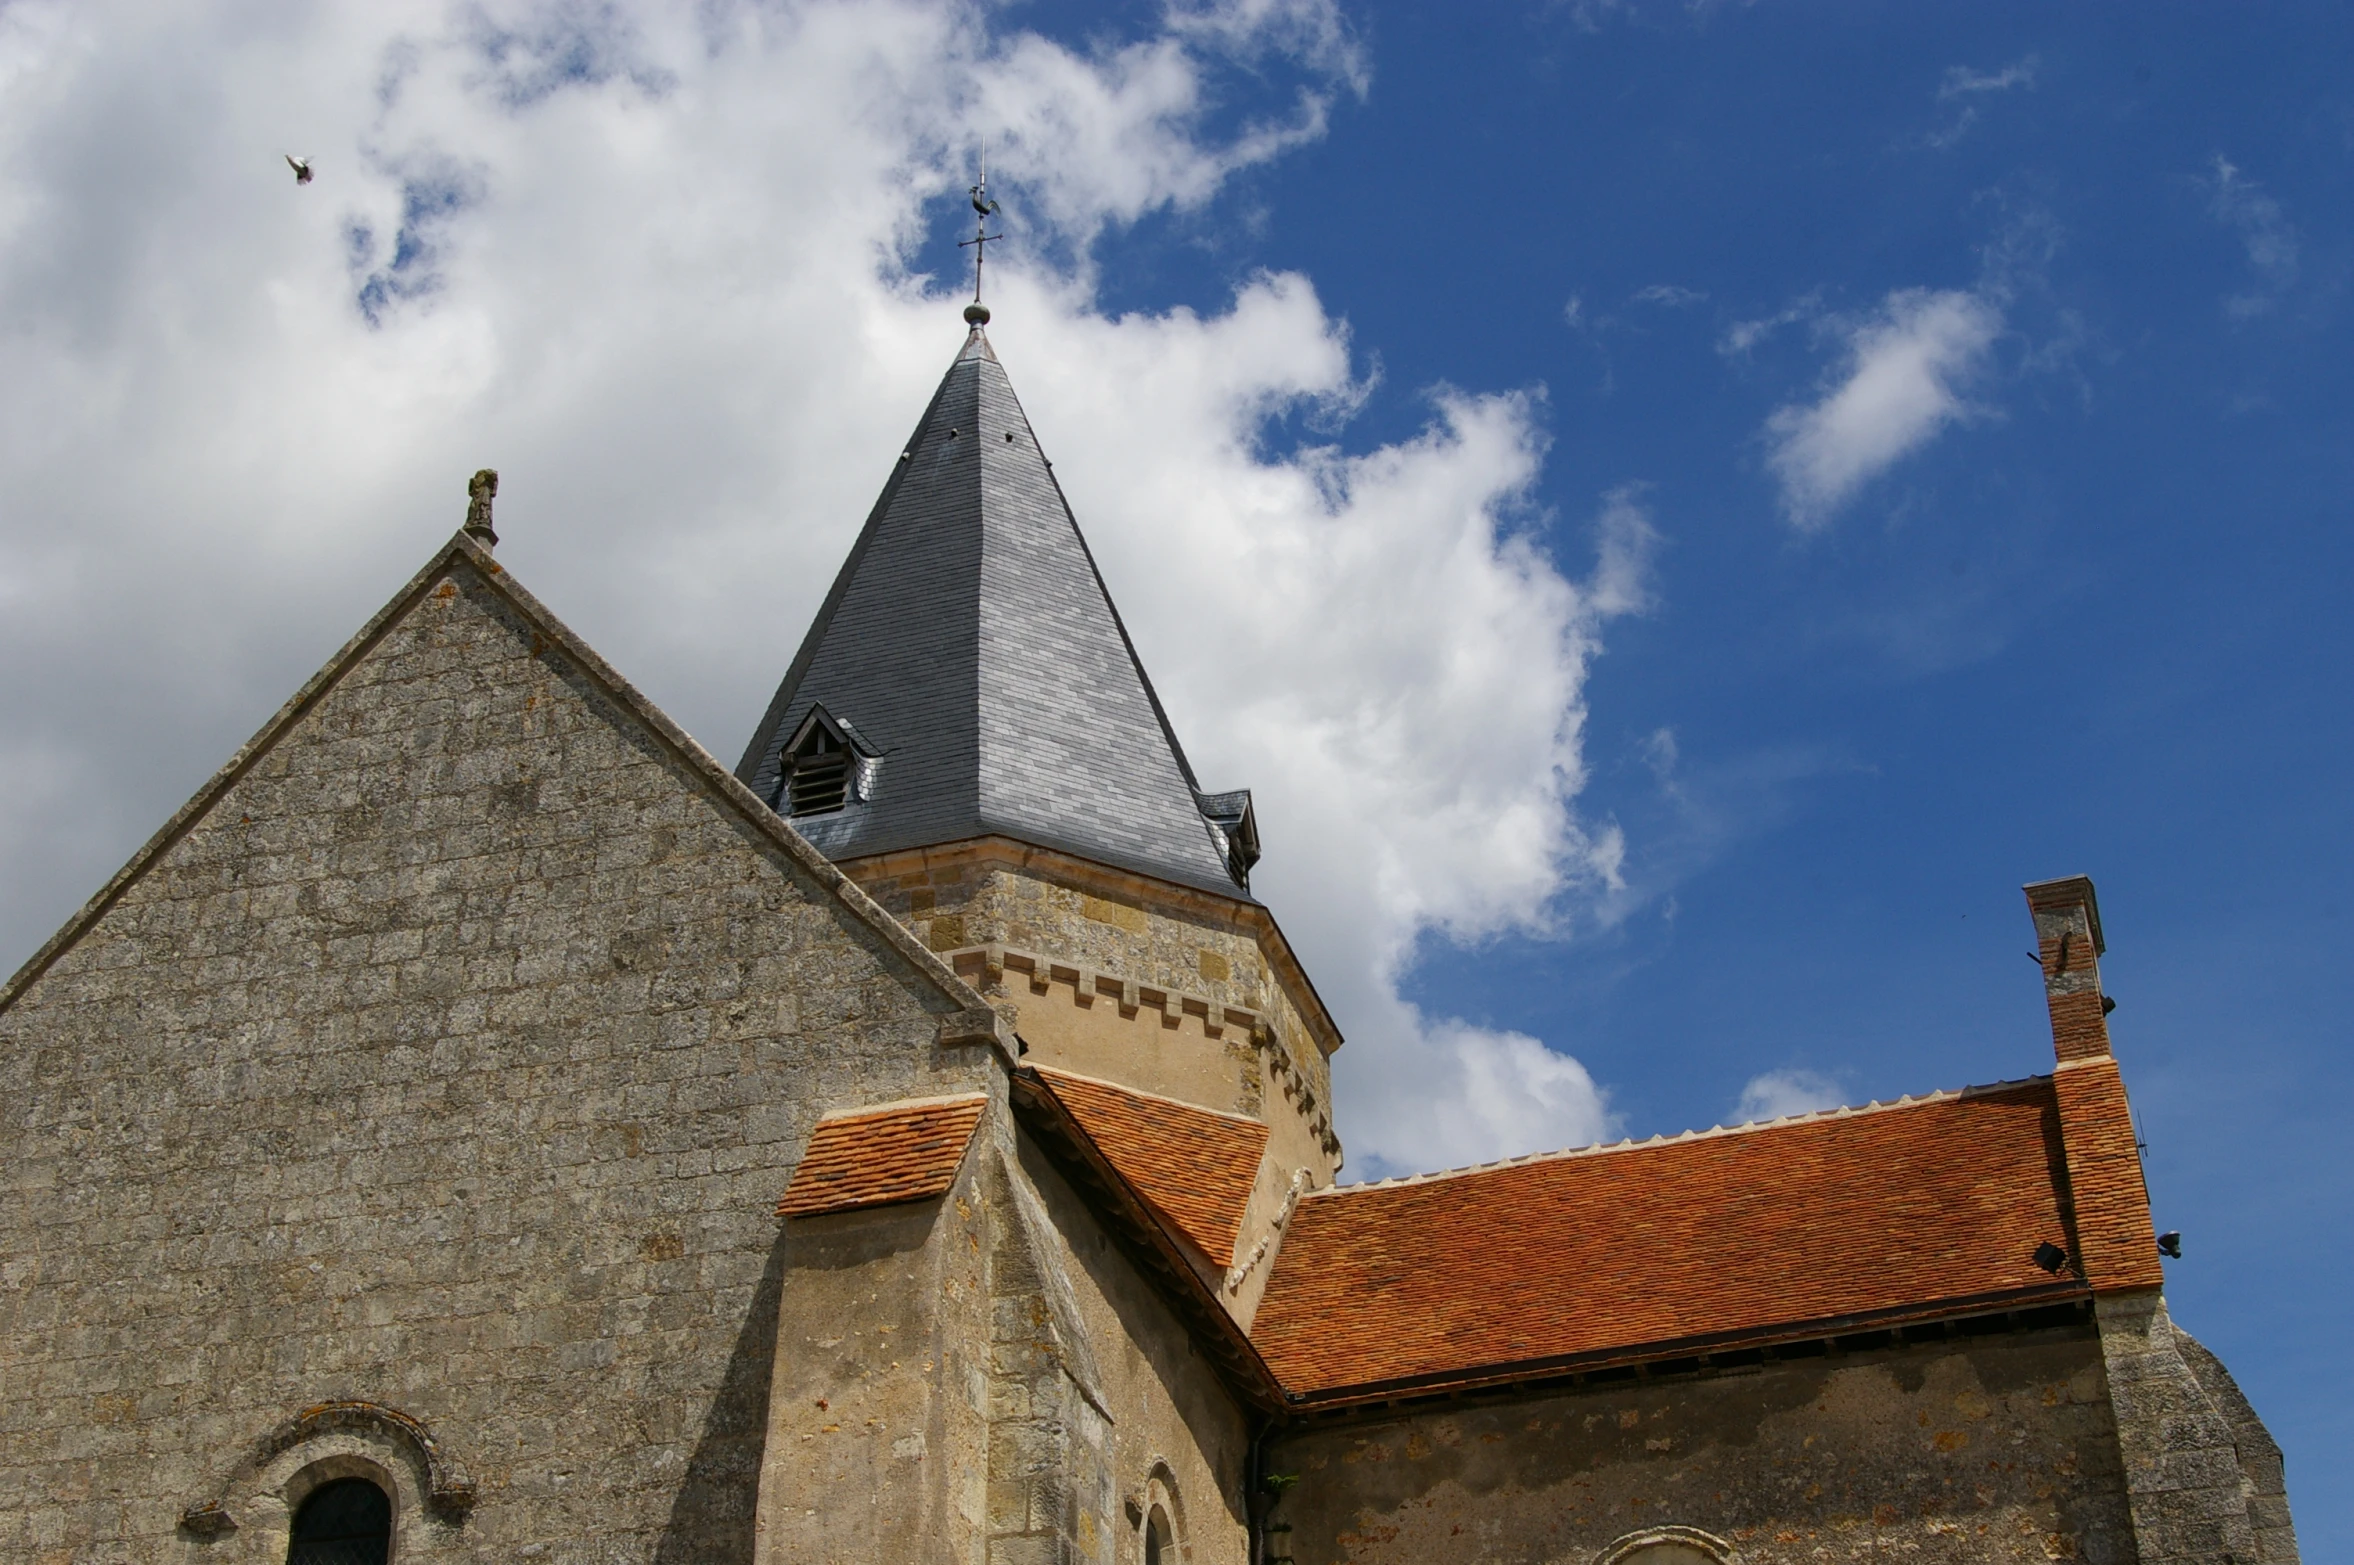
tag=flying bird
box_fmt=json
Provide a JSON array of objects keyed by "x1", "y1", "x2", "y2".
[{"x1": 285, "y1": 155, "x2": 313, "y2": 186}]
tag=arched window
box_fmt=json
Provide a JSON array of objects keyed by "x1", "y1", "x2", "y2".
[
  {"x1": 1614, "y1": 1547, "x2": 1716, "y2": 1565},
  {"x1": 1144, "y1": 1503, "x2": 1174, "y2": 1565},
  {"x1": 1597, "y1": 1526, "x2": 1734, "y2": 1565},
  {"x1": 287, "y1": 1476, "x2": 391, "y2": 1565}
]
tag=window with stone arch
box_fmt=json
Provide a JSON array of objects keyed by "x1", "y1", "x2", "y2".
[
  {"x1": 1136, "y1": 1460, "x2": 1186, "y2": 1565},
  {"x1": 1595, "y1": 1525, "x2": 1735, "y2": 1565},
  {"x1": 286, "y1": 1473, "x2": 393, "y2": 1564}
]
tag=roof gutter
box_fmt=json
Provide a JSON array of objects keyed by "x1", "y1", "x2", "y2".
[{"x1": 1273, "y1": 1279, "x2": 2095, "y2": 1413}]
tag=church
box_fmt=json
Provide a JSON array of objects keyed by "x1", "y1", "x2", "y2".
[{"x1": 0, "y1": 300, "x2": 2299, "y2": 1565}]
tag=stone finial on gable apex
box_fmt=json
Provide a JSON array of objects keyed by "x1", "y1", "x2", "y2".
[{"x1": 464, "y1": 468, "x2": 499, "y2": 548}]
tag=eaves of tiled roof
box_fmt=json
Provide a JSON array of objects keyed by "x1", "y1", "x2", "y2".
[
  {"x1": 776, "y1": 1095, "x2": 990, "y2": 1219},
  {"x1": 1251, "y1": 1078, "x2": 2090, "y2": 1407}
]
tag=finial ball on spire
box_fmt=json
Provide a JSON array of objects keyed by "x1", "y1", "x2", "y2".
[{"x1": 964, "y1": 302, "x2": 991, "y2": 326}]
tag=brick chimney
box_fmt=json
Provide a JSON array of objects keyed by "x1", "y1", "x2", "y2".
[{"x1": 2024, "y1": 876, "x2": 2163, "y2": 1293}]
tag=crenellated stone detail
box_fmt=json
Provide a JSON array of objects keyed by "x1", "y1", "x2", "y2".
[{"x1": 944, "y1": 944, "x2": 1342, "y2": 1159}]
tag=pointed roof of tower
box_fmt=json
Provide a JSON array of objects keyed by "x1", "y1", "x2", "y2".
[{"x1": 737, "y1": 326, "x2": 1253, "y2": 898}]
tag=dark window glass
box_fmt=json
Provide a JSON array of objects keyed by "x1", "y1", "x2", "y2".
[{"x1": 287, "y1": 1477, "x2": 391, "y2": 1565}]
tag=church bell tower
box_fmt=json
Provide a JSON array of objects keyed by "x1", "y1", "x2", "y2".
[{"x1": 736, "y1": 309, "x2": 1344, "y2": 1311}]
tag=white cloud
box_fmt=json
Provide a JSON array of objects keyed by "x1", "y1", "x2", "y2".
[
  {"x1": 0, "y1": 0, "x2": 1636, "y2": 1181},
  {"x1": 2204, "y1": 155, "x2": 2300, "y2": 319},
  {"x1": 1924, "y1": 54, "x2": 2037, "y2": 149},
  {"x1": 1398, "y1": 1022, "x2": 1619, "y2": 1170},
  {"x1": 1033, "y1": 314, "x2": 1656, "y2": 1173},
  {"x1": 1763, "y1": 287, "x2": 2002, "y2": 528},
  {"x1": 1937, "y1": 55, "x2": 2038, "y2": 100},
  {"x1": 1718, "y1": 292, "x2": 1817, "y2": 357},
  {"x1": 1732, "y1": 1068, "x2": 1846, "y2": 1125},
  {"x1": 1631, "y1": 283, "x2": 1705, "y2": 308}
]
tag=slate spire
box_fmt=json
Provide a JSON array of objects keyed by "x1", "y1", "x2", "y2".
[{"x1": 738, "y1": 324, "x2": 1256, "y2": 898}]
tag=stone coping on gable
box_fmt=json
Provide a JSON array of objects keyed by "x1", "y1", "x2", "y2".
[{"x1": 0, "y1": 533, "x2": 1017, "y2": 1070}]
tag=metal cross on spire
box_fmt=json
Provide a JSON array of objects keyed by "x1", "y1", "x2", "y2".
[{"x1": 959, "y1": 146, "x2": 1002, "y2": 326}]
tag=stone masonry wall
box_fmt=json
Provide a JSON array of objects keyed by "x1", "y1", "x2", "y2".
[
  {"x1": 985, "y1": 1144, "x2": 1118, "y2": 1565},
  {"x1": 1012, "y1": 1138, "x2": 1253, "y2": 1565},
  {"x1": 1265, "y1": 1323, "x2": 2137, "y2": 1565},
  {"x1": 755, "y1": 1127, "x2": 996, "y2": 1565},
  {"x1": 0, "y1": 552, "x2": 991, "y2": 1563},
  {"x1": 858, "y1": 855, "x2": 1340, "y2": 1328},
  {"x1": 855, "y1": 856, "x2": 1336, "y2": 1131},
  {"x1": 2092, "y1": 1293, "x2": 2289, "y2": 1565},
  {"x1": 2170, "y1": 1325, "x2": 2299, "y2": 1565}
]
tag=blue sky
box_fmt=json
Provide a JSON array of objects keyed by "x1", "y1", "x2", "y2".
[
  {"x1": 1013, "y1": 0, "x2": 2354, "y2": 1538},
  {"x1": 0, "y1": 0, "x2": 2343, "y2": 1547}
]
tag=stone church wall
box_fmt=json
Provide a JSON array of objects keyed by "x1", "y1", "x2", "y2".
[
  {"x1": 854, "y1": 852, "x2": 1336, "y2": 1134},
  {"x1": 0, "y1": 553, "x2": 994, "y2": 1563},
  {"x1": 1263, "y1": 1321, "x2": 2137, "y2": 1565},
  {"x1": 754, "y1": 1115, "x2": 1254, "y2": 1565},
  {"x1": 854, "y1": 850, "x2": 1343, "y2": 1328},
  {"x1": 1012, "y1": 1135, "x2": 1252, "y2": 1565},
  {"x1": 756, "y1": 1134, "x2": 996, "y2": 1565},
  {"x1": 2091, "y1": 1293, "x2": 2298, "y2": 1565}
]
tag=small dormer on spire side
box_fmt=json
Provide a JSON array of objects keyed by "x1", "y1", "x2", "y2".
[
  {"x1": 771, "y1": 705, "x2": 881, "y2": 821},
  {"x1": 1195, "y1": 789, "x2": 1261, "y2": 892}
]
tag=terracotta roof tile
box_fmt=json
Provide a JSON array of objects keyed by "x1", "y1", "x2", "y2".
[
  {"x1": 1252, "y1": 1080, "x2": 2081, "y2": 1400},
  {"x1": 2051, "y1": 1058, "x2": 2164, "y2": 1293},
  {"x1": 777, "y1": 1095, "x2": 988, "y2": 1218},
  {"x1": 1034, "y1": 1068, "x2": 1270, "y2": 1268}
]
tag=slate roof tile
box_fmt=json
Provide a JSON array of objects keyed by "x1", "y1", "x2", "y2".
[
  {"x1": 1251, "y1": 1079, "x2": 2083, "y2": 1399},
  {"x1": 776, "y1": 1095, "x2": 989, "y2": 1218},
  {"x1": 1034, "y1": 1067, "x2": 1269, "y2": 1268},
  {"x1": 738, "y1": 328, "x2": 1244, "y2": 897}
]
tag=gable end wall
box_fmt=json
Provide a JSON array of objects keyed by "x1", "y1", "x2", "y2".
[{"x1": 0, "y1": 554, "x2": 991, "y2": 1562}]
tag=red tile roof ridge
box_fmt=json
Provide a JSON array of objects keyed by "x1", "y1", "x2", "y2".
[
  {"x1": 1321, "y1": 1073, "x2": 2058, "y2": 1195},
  {"x1": 812, "y1": 1090, "x2": 992, "y2": 1125},
  {"x1": 1031, "y1": 1064, "x2": 1269, "y2": 1131}
]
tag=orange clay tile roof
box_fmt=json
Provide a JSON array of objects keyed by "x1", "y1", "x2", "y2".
[
  {"x1": 1252, "y1": 1079, "x2": 2082, "y2": 1401},
  {"x1": 776, "y1": 1095, "x2": 988, "y2": 1218},
  {"x1": 1034, "y1": 1068, "x2": 1271, "y2": 1269}
]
